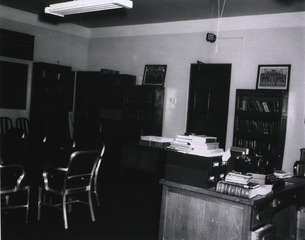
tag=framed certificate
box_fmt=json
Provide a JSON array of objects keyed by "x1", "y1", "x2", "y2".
[{"x1": 142, "y1": 65, "x2": 167, "y2": 86}]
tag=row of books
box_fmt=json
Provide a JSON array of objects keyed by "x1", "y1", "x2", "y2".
[
  {"x1": 239, "y1": 99, "x2": 280, "y2": 112},
  {"x1": 166, "y1": 134, "x2": 225, "y2": 157},
  {"x1": 236, "y1": 119, "x2": 276, "y2": 135},
  {"x1": 234, "y1": 138, "x2": 273, "y2": 152}
]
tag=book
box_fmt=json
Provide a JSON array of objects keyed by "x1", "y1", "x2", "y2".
[
  {"x1": 189, "y1": 148, "x2": 224, "y2": 157},
  {"x1": 139, "y1": 139, "x2": 171, "y2": 148},
  {"x1": 167, "y1": 134, "x2": 223, "y2": 156},
  {"x1": 225, "y1": 171, "x2": 252, "y2": 185},
  {"x1": 247, "y1": 172, "x2": 266, "y2": 185},
  {"x1": 273, "y1": 170, "x2": 292, "y2": 179},
  {"x1": 176, "y1": 134, "x2": 217, "y2": 143},
  {"x1": 216, "y1": 180, "x2": 273, "y2": 199},
  {"x1": 140, "y1": 136, "x2": 174, "y2": 143}
]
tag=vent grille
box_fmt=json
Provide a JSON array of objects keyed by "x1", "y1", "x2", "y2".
[{"x1": 0, "y1": 28, "x2": 34, "y2": 61}]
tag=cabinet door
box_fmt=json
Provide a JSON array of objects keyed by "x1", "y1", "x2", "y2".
[
  {"x1": 186, "y1": 63, "x2": 231, "y2": 149},
  {"x1": 160, "y1": 187, "x2": 250, "y2": 240},
  {"x1": 124, "y1": 86, "x2": 164, "y2": 141},
  {"x1": 74, "y1": 72, "x2": 100, "y2": 144},
  {"x1": 30, "y1": 63, "x2": 74, "y2": 142}
]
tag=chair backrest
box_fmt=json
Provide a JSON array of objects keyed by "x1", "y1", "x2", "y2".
[
  {"x1": 94, "y1": 143, "x2": 106, "y2": 182},
  {"x1": 15, "y1": 118, "x2": 30, "y2": 137},
  {"x1": 0, "y1": 164, "x2": 26, "y2": 193},
  {"x1": 96, "y1": 143, "x2": 106, "y2": 171},
  {"x1": 0, "y1": 117, "x2": 13, "y2": 135},
  {"x1": 64, "y1": 150, "x2": 100, "y2": 190}
]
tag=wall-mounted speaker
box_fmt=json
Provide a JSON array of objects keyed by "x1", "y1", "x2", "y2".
[{"x1": 206, "y1": 33, "x2": 217, "y2": 43}]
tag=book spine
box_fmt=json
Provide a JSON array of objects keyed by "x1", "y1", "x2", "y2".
[{"x1": 216, "y1": 181, "x2": 251, "y2": 198}]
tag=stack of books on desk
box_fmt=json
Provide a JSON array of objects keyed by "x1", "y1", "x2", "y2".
[
  {"x1": 216, "y1": 171, "x2": 273, "y2": 199},
  {"x1": 167, "y1": 134, "x2": 224, "y2": 157}
]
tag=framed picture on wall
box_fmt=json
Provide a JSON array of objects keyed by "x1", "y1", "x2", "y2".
[
  {"x1": 256, "y1": 64, "x2": 291, "y2": 91},
  {"x1": 142, "y1": 65, "x2": 167, "y2": 86}
]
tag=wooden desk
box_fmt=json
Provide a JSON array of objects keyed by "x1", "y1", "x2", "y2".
[
  {"x1": 121, "y1": 143, "x2": 167, "y2": 180},
  {"x1": 159, "y1": 178, "x2": 305, "y2": 240}
]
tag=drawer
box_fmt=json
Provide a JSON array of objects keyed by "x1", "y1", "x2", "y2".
[
  {"x1": 252, "y1": 205, "x2": 271, "y2": 230},
  {"x1": 251, "y1": 224, "x2": 276, "y2": 240}
]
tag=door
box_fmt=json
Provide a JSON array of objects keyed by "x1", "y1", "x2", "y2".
[{"x1": 186, "y1": 63, "x2": 231, "y2": 149}]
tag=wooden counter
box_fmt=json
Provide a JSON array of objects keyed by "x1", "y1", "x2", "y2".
[{"x1": 159, "y1": 178, "x2": 305, "y2": 240}]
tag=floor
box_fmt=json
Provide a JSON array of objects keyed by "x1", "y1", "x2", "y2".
[{"x1": 1, "y1": 165, "x2": 162, "y2": 240}]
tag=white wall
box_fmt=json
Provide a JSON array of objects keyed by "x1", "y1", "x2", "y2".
[
  {"x1": 1, "y1": 6, "x2": 305, "y2": 172},
  {"x1": 0, "y1": 6, "x2": 90, "y2": 123},
  {"x1": 88, "y1": 13, "x2": 305, "y2": 172}
]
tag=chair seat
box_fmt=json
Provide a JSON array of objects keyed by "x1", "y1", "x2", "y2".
[{"x1": 1, "y1": 185, "x2": 29, "y2": 193}]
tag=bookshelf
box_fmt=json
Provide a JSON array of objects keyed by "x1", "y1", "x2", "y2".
[
  {"x1": 30, "y1": 62, "x2": 74, "y2": 143},
  {"x1": 123, "y1": 85, "x2": 164, "y2": 141},
  {"x1": 74, "y1": 71, "x2": 136, "y2": 145},
  {"x1": 74, "y1": 72, "x2": 163, "y2": 145},
  {"x1": 233, "y1": 89, "x2": 288, "y2": 171}
]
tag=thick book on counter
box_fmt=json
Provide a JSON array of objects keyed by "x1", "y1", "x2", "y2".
[{"x1": 216, "y1": 180, "x2": 273, "y2": 199}]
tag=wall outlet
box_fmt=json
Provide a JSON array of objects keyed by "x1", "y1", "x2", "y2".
[{"x1": 169, "y1": 98, "x2": 177, "y2": 104}]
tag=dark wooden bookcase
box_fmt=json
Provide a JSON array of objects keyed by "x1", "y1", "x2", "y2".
[
  {"x1": 30, "y1": 62, "x2": 74, "y2": 143},
  {"x1": 74, "y1": 72, "x2": 164, "y2": 174},
  {"x1": 233, "y1": 89, "x2": 288, "y2": 171},
  {"x1": 74, "y1": 72, "x2": 164, "y2": 145},
  {"x1": 123, "y1": 85, "x2": 164, "y2": 142},
  {"x1": 74, "y1": 71, "x2": 136, "y2": 145}
]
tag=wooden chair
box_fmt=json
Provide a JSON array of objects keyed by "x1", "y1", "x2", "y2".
[
  {"x1": 0, "y1": 164, "x2": 31, "y2": 223},
  {"x1": 37, "y1": 150, "x2": 100, "y2": 229}
]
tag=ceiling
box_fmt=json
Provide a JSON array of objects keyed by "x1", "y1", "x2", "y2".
[{"x1": 1, "y1": 0, "x2": 305, "y2": 28}]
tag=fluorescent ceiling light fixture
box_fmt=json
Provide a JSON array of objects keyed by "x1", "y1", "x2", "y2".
[{"x1": 45, "y1": 0, "x2": 133, "y2": 17}]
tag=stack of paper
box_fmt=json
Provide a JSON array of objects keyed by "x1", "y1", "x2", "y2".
[
  {"x1": 273, "y1": 170, "x2": 292, "y2": 179},
  {"x1": 167, "y1": 134, "x2": 225, "y2": 157}
]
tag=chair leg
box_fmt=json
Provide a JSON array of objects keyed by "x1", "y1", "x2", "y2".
[
  {"x1": 25, "y1": 187, "x2": 30, "y2": 223},
  {"x1": 5, "y1": 195, "x2": 9, "y2": 205},
  {"x1": 62, "y1": 194, "x2": 68, "y2": 229},
  {"x1": 94, "y1": 190, "x2": 100, "y2": 207},
  {"x1": 88, "y1": 190, "x2": 95, "y2": 222},
  {"x1": 93, "y1": 159, "x2": 101, "y2": 207},
  {"x1": 37, "y1": 187, "x2": 42, "y2": 220}
]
